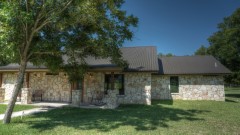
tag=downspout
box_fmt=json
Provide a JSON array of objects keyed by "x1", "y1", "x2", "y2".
[
  {"x1": 26, "y1": 72, "x2": 30, "y2": 88},
  {"x1": 81, "y1": 77, "x2": 84, "y2": 103},
  {"x1": 70, "y1": 82, "x2": 73, "y2": 103}
]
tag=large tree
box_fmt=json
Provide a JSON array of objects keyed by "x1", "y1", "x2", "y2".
[
  {"x1": 194, "y1": 8, "x2": 240, "y2": 85},
  {"x1": 208, "y1": 8, "x2": 240, "y2": 72},
  {"x1": 0, "y1": 0, "x2": 137, "y2": 124}
]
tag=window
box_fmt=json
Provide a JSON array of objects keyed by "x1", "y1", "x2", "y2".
[
  {"x1": 105, "y1": 74, "x2": 124, "y2": 95},
  {"x1": 170, "y1": 76, "x2": 179, "y2": 93}
]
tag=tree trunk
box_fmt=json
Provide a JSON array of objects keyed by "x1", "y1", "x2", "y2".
[{"x1": 3, "y1": 60, "x2": 27, "y2": 124}]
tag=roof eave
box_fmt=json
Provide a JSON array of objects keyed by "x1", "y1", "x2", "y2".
[
  {"x1": 123, "y1": 69, "x2": 159, "y2": 73},
  {"x1": 154, "y1": 72, "x2": 232, "y2": 75},
  {"x1": 0, "y1": 68, "x2": 49, "y2": 72}
]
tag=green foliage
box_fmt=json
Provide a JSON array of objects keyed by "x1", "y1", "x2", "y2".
[
  {"x1": 0, "y1": 1, "x2": 138, "y2": 123},
  {"x1": 194, "y1": 8, "x2": 240, "y2": 85},
  {"x1": 194, "y1": 45, "x2": 208, "y2": 55},
  {"x1": 0, "y1": 0, "x2": 138, "y2": 81},
  {"x1": 208, "y1": 8, "x2": 240, "y2": 72},
  {"x1": 208, "y1": 8, "x2": 240, "y2": 84},
  {"x1": 63, "y1": 63, "x2": 88, "y2": 82}
]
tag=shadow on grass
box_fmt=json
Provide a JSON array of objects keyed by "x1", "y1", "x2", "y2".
[
  {"x1": 14, "y1": 100, "x2": 209, "y2": 133},
  {"x1": 225, "y1": 99, "x2": 238, "y2": 103},
  {"x1": 154, "y1": 100, "x2": 173, "y2": 105},
  {"x1": 225, "y1": 94, "x2": 240, "y2": 98}
]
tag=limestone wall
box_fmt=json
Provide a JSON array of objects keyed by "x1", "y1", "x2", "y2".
[
  {"x1": 103, "y1": 90, "x2": 119, "y2": 109},
  {"x1": 119, "y1": 73, "x2": 151, "y2": 105},
  {"x1": 83, "y1": 72, "x2": 105, "y2": 103},
  {"x1": 2, "y1": 71, "x2": 224, "y2": 104},
  {"x1": 71, "y1": 90, "x2": 81, "y2": 106},
  {"x1": 83, "y1": 72, "x2": 151, "y2": 105},
  {"x1": 0, "y1": 88, "x2": 5, "y2": 102},
  {"x1": 2, "y1": 73, "x2": 18, "y2": 100},
  {"x1": 151, "y1": 75, "x2": 170, "y2": 99},
  {"x1": 21, "y1": 88, "x2": 32, "y2": 104},
  {"x1": 179, "y1": 76, "x2": 224, "y2": 101},
  {"x1": 29, "y1": 72, "x2": 71, "y2": 102},
  {"x1": 1, "y1": 73, "x2": 29, "y2": 101},
  {"x1": 2, "y1": 72, "x2": 71, "y2": 102},
  {"x1": 151, "y1": 75, "x2": 225, "y2": 101}
]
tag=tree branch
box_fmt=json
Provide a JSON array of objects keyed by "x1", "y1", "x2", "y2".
[
  {"x1": 34, "y1": 19, "x2": 51, "y2": 33},
  {"x1": 25, "y1": 0, "x2": 73, "y2": 60},
  {"x1": 33, "y1": 51, "x2": 62, "y2": 55}
]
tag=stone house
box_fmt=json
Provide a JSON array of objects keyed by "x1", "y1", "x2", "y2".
[{"x1": 0, "y1": 46, "x2": 231, "y2": 108}]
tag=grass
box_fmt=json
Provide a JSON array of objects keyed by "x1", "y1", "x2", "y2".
[
  {"x1": 0, "y1": 104, "x2": 36, "y2": 114},
  {"x1": 0, "y1": 88, "x2": 239, "y2": 134},
  {"x1": 225, "y1": 87, "x2": 240, "y2": 103},
  {"x1": 0, "y1": 95, "x2": 239, "y2": 134}
]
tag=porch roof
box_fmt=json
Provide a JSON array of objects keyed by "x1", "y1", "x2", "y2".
[
  {"x1": 0, "y1": 63, "x2": 47, "y2": 71},
  {"x1": 0, "y1": 46, "x2": 159, "y2": 72}
]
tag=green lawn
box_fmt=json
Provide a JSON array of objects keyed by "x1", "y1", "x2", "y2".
[
  {"x1": 0, "y1": 88, "x2": 239, "y2": 134},
  {"x1": 0, "y1": 104, "x2": 36, "y2": 114},
  {"x1": 0, "y1": 95, "x2": 240, "y2": 134},
  {"x1": 225, "y1": 87, "x2": 240, "y2": 103}
]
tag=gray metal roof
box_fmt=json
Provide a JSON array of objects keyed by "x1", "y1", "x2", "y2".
[
  {"x1": 121, "y1": 46, "x2": 159, "y2": 71},
  {"x1": 158, "y1": 56, "x2": 231, "y2": 75},
  {"x1": 0, "y1": 46, "x2": 159, "y2": 72},
  {"x1": 0, "y1": 47, "x2": 232, "y2": 74},
  {"x1": 83, "y1": 46, "x2": 159, "y2": 71}
]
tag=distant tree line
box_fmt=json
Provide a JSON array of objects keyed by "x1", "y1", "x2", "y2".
[
  {"x1": 158, "y1": 53, "x2": 174, "y2": 57},
  {"x1": 195, "y1": 8, "x2": 240, "y2": 85}
]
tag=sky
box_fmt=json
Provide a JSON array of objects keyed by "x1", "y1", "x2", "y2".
[{"x1": 122, "y1": 0, "x2": 240, "y2": 56}]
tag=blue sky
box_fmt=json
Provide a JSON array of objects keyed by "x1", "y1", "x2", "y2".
[{"x1": 122, "y1": 0, "x2": 240, "y2": 56}]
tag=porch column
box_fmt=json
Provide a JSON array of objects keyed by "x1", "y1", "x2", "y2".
[
  {"x1": 26, "y1": 72, "x2": 30, "y2": 88},
  {"x1": 0, "y1": 73, "x2": 2, "y2": 87},
  {"x1": 144, "y1": 86, "x2": 151, "y2": 105},
  {"x1": 103, "y1": 90, "x2": 119, "y2": 109},
  {"x1": 21, "y1": 88, "x2": 32, "y2": 104},
  {"x1": 71, "y1": 90, "x2": 81, "y2": 106},
  {"x1": 0, "y1": 88, "x2": 5, "y2": 103}
]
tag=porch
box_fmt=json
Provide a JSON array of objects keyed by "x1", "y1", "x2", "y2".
[
  {"x1": 0, "y1": 71, "x2": 152, "y2": 109},
  {"x1": 0, "y1": 86, "x2": 119, "y2": 109}
]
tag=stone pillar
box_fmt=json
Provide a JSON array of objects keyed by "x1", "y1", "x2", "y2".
[
  {"x1": 144, "y1": 86, "x2": 151, "y2": 105},
  {"x1": 103, "y1": 90, "x2": 119, "y2": 109},
  {"x1": 21, "y1": 88, "x2": 32, "y2": 104},
  {"x1": 0, "y1": 88, "x2": 5, "y2": 102},
  {"x1": 72, "y1": 90, "x2": 81, "y2": 106}
]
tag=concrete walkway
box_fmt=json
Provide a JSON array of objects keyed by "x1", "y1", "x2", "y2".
[
  {"x1": 0, "y1": 102, "x2": 70, "y2": 120},
  {"x1": 31, "y1": 102, "x2": 70, "y2": 108}
]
